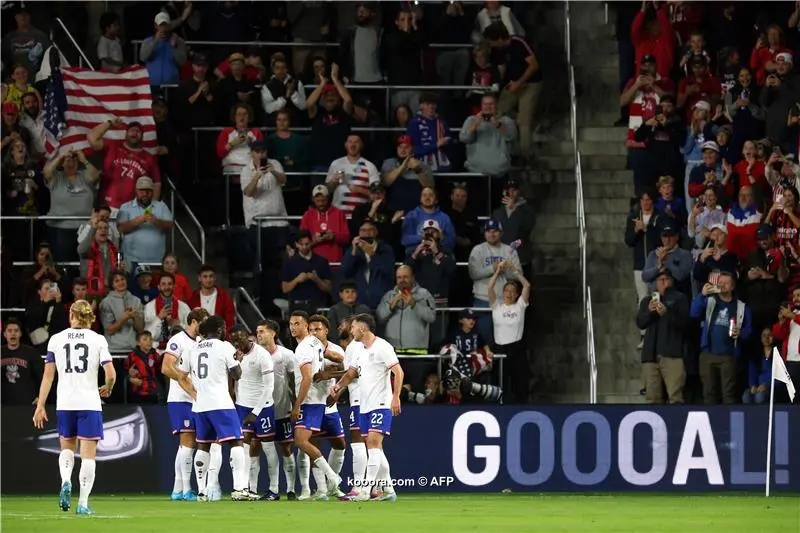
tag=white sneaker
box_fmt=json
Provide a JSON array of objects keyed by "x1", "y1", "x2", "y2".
[
  {"x1": 311, "y1": 491, "x2": 329, "y2": 501},
  {"x1": 297, "y1": 491, "x2": 312, "y2": 501},
  {"x1": 325, "y1": 473, "x2": 342, "y2": 495},
  {"x1": 209, "y1": 487, "x2": 222, "y2": 501},
  {"x1": 231, "y1": 490, "x2": 249, "y2": 501}
]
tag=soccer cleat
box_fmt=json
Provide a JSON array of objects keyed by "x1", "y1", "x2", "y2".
[
  {"x1": 208, "y1": 487, "x2": 222, "y2": 502},
  {"x1": 59, "y1": 482, "x2": 72, "y2": 512},
  {"x1": 286, "y1": 491, "x2": 297, "y2": 501},
  {"x1": 346, "y1": 492, "x2": 370, "y2": 502},
  {"x1": 311, "y1": 491, "x2": 329, "y2": 501},
  {"x1": 297, "y1": 491, "x2": 312, "y2": 501},
  {"x1": 325, "y1": 473, "x2": 342, "y2": 495},
  {"x1": 328, "y1": 487, "x2": 346, "y2": 499},
  {"x1": 197, "y1": 493, "x2": 209, "y2": 502},
  {"x1": 182, "y1": 490, "x2": 197, "y2": 501},
  {"x1": 374, "y1": 492, "x2": 397, "y2": 502},
  {"x1": 75, "y1": 505, "x2": 95, "y2": 515},
  {"x1": 231, "y1": 490, "x2": 250, "y2": 501},
  {"x1": 246, "y1": 489, "x2": 261, "y2": 501},
  {"x1": 259, "y1": 491, "x2": 280, "y2": 501},
  {"x1": 170, "y1": 491, "x2": 184, "y2": 501},
  {"x1": 339, "y1": 490, "x2": 359, "y2": 501}
]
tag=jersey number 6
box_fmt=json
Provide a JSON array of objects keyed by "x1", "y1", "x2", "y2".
[
  {"x1": 197, "y1": 352, "x2": 209, "y2": 379},
  {"x1": 63, "y1": 343, "x2": 89, "y2": 374}
]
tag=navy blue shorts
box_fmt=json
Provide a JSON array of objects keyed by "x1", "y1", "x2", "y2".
[
  {"x1": 294, "y1": 404, "x2": 324, "y2": 432},
  {"x1": 359, "y1": 408, "x2": 392, "y2": 437},
  {"x1": 57, "y1": 410, "x2": 103, "y2": 440},
  {"x1": 316, "y1": 410, "x2": 345, "y2": 439},
  {"x1": 348, "y1": 406, "x2": 361, "y2": 431},
  {"x1": 195, "y1": 409, "x2": 243, "y2": 443},
  {"x1": 236, "y1": 404, "x2": 276, "y2": 439},
  {"x1": 168, "y1": 401, "x2": 196, "y2": 435},
  {"x1": 274, "y1": 417, "x2": 294, "y2": 443}
]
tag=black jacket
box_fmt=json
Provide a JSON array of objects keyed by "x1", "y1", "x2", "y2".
[
  {"x1": 636, "y1": 287, "x2": 689, "y2": 362},
  {"x1": 24, "y1": 299, "x2": 67, "y2": 352},
  {"x1": 741, "y1": 247, "x2": 784, "y2": 327},
  {"x1": 624, "y1": 207, "x2": 663, "y2": 271},
  {"x1": 382, "y1": 29, "x2": 426, "y2": 85}
]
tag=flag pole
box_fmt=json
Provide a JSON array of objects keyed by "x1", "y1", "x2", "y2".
[{"x1": 765, "y1": 348, "x2": 778, "y2": 498}]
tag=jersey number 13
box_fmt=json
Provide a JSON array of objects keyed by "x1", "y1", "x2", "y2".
[{"x1": 63, "y1": 343, "x2": 89, "y2": 374}]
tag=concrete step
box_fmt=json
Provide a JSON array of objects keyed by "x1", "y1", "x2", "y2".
[
  {"x1": 535, "y1": 226, "x2": 580, "y2": 244},
  {"x1": 543, "y1": 140, "x2": 627, "y2": 156},
  {"x1": 579, "y1": 126, "x2": 628, "y2": 144},
  {"x1": 599, "y1": 393, "x2": 646, "y2": 404},
  {"x1": 551, "y1": 169, "x2": 632, "y2": 184},
  {"x1": 539, "y1": 154, "x2": 627, "y2": 171},
  {"x1": 576, "y1": 111, "x2": 623, "y2": 127},
  {"x1": 547, "y1": 182, "x2": 633, "y2": 200}
]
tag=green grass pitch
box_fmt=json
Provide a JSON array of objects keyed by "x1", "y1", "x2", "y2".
[{"x1": 2, "y1": 494, "x2": 799, "y2": 533}]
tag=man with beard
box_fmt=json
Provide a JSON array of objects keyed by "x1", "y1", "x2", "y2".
[
  {"x1": 19, "y1": 92, "x2": 45, "y2": 157},
  {"x1": 337, "y1": 3, "x2": 383, "y2": 115},
  {"x1": 88, "y1": 117, "x2": 161, "y2": 214},
  {"x1": 117, "y1": 177, "x2": 174, "y2": 265},
  {"x1": 143, "y1": 273, "x2": 190, "y2": 349}
]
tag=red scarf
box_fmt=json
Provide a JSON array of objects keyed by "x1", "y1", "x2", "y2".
[
  {"x1": 155, "y1": 294, "x2": 180, "y2": 321},
  {"x1": 87, "y1": 239, "x2": 118, "y2": 297}
]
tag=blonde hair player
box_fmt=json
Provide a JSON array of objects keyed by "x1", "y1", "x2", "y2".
[{"x1": 33, "y1": 300, "x2": 117, "y2": 515}]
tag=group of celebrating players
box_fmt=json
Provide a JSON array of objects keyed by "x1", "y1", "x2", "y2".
[{"x1": 32, "y1": 300, "x2": 404, "y2": 514}]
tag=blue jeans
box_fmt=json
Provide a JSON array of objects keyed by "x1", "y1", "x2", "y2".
[
  {"x1": 742, "y1": 389, "x2": 769, "y2": 404},
  {"x1": 472, "y1": 297, "x2": 494, "y2": 347}
]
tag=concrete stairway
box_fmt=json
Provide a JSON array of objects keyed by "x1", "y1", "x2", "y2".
[{"x1": 565, "y1": 2, "x2": 643, "y2": 403}]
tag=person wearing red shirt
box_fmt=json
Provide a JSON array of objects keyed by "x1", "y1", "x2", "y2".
[
  {"x1": 299, "y1": 184, "x2": 350, "y2": 264},
  {"x1": 620, "y1": 54, "x2": 674, "y2": 148},
  {"x1": 87, "y1": 118, "x2": 161, "y2": 212},
  {"x1": 750, "y1": 25, "x2": 792, "y2": 86},
  {"x1": 631, "y1": 3, "x2": 675, "y2": 81},
  {"x1": 214, "y1": 47, "x2": 265, "y2": 81},
  {"x1": 668, "y1": 1, "x2": 703, "y2": 47},
  {"x1": 677, "y1": 56, "x2": 721, "y2": 121},
  {"x1": 186, "y1": 264, "x2": 235, "y2": 335},
  {"x1": 734, "y1": 141, "x2": 769, "y2": 206}
]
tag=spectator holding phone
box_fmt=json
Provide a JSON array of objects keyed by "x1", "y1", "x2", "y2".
[
  {"x1": 688, "y1": 186, "x2": 726, "y2": 250},
  {"x1": 693, "y1": 224, "x2": 739, "y2": 286},
  {"x1": 24, "y1": 278, "x2": 68, "y2": 353},
  {"x1": 742, "y1": 327, "x2": 774, "y2": 404},
  {"x1": 143, "y1": 273, "x2": 190, "y2": 349},
  {"x1": 299, "y1": 185, "x2": 349, "y2": 264},
  {"x1": 460, "y1": 94, "x2": 517, "y2": 182},
  {"x1": 766, "y1": 183, "x2": 800, "y2": 248}
]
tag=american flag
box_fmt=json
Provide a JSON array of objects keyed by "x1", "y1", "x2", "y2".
[{"x1": 43, "y1": 66, "x2": 158, "y2": 158}]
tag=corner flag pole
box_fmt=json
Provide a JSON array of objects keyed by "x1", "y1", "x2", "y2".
[{"x1": 765, "y1": 349, "x2": 778, "y2": 498}]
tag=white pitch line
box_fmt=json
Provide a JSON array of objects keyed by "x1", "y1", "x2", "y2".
[{"x1": 3, "y1": 513, "x2": 132, "y2": 520}]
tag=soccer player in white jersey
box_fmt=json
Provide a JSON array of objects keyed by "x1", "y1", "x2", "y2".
[
  {"x1": 306, "y1": 314, "x2": 347, "y2": 500},
  {"x1": 336, "y1": 316, "x2": 368, "y2": 499},
  {"x1": 230, "y1": 325, "x2": 278, "y2": 499},
  {"x1": 33, "y1": 301, "x2": 117, "y2": 515},
  {"x1": 329, "y1": 313, "x2": 403, "y2": 501},
  {"x1": 161, "y1": 307, "x2": 210, "y2": 501},
  {"x1": 255, "y1": 319, "x2": 298, "y2": 500},
  {"x1": 288, "y1": 310, "x2": 342, "y2": 497},
  {"x1": 177, "y1": 316, "x2": 250, "y2": 501}
]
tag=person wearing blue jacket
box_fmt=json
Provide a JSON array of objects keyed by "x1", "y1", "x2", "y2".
[
  {"x1": 401, "y1": 187, "x2": 456, "y2": 256},
  {"x1": 139, "y1": 12, "x2": 187, "y2": 87},
  {"x1": 743, "y1": 327, "x2": 774, "y2": 404},
  {"x1": 690, "y1": 272, "x2": 752, "y2": 404},
  {"x1": 406, "y1": 93, "x2": 453, "y2": 171},
  {"x1": 340, "y1": 218, "x2": 395, "y2": 309}
]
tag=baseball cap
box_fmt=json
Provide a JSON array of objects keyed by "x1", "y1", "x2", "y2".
[
  {"x1": 397, "y1": 135, "x2": 412, "y2": 146},
  {"x1": 694, "y1": 100, "x2": 711, "y2": 112},
  {"x1": 756, "y1": 223, "x2": 773, "y2": 240},
  {"x1": 135, "y1": 176, "x2": 155, "y2": 190},
  {"x1": 701, "y1": 141, "x2": 719, "y2": 152},
  {"x1": 709, "y1": 223, "x2": 728, "y2": 235},
  {"x1": 250, "y1": 139, "x2": 267, "y2": 151},
  {"x1": 134, "y1": 264, "x2": 152, "y2": 278},
  {"x1": 126, "y1": 120, "x2": 143, "y2": 131},
  {"x1": 321, "y1": 83, "x2": 337, "y2": 95},
  {"x1": 777, "y1": 52, "x2": 794, "y2": 64},
  {"x1": 154, "y1": 12, "x2": 171, "y2": 25},
  {"x1": 661, "y1": 222, "x2": 678, "y2": 236},
  {"x1": 484, "y1": 219, "x2": 503, "y2": 232},
  {"x1": 459, "y1": 308, "x2": 476, "y2": 319},
  {"x1": 369, "y1": 182, "x2": 385, "y2": 193},
  {"x1": 504, "y1": 178, "x2": 519, "y2": 190},
  {"x1": 1, "y1": 102, "x2": 18, "y2": 115},
  {"x1": 717, "y1": 124, "x2": 733, "y2": 137},
  {"x1": 191, "y1": 52, "x2": 208, "y2": 66},
  {"x1": 228, "y1": 52, "x2": 245, "y2": 64},
  {"x1": 690, "y1": 55, "x2": 708, "y2": 67},
  {"x1": 312, "y1": 184, "x2": 329, "y2": 198},
  {"x1": 422, "y1": 219, "x2": 441, "y2": 232},
  {"x1": 640, "y1": 54, "x2": 656, "y2": 64}
]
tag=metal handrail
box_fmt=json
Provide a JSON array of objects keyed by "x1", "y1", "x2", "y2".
[
  {"x1": 587, "y1": 286, "x2": 597, "y2": 404},
  {"x1": 53, "y1": 17, "x2": 96, "y2": 70},
  {"x1": 165, "y1": 176, "x2": 206, "y2": 263},
  {"x1": 11, "y1": 261, "x2": 161, "y2": 268},
  {"x1": 235, "y1": 286, "x2": 266, "y2": 322},
  {"x1": 316, "y1": 306, "x2": 491, "y2": 313},
  {"x1": 191, "y1": 126, "x2": 464, "y2": 133},
  {"x1": 131, "y1": 39, "x2": 471, "y2": 49}
]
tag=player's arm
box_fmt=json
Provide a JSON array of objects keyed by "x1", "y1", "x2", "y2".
[
  {"x1": 328, "y1": 367, "x2": 359, "y2": 404},
  {"x1": 389, "y1": 362, "x2": 404, "y2": 416},
  {"x1": 291, "y1": 363, "x2": 312, "y2": 420},
  {"x1": 245, "y1": 365, "x2": 275, "y2": 424},
  {"x1": 32, "y1": 358, "x2": 56, "y2": 428},
  {"x1": 99, "y1": 361, "x2": 117, "y2": 398},
  {"x1": 313, "y1": 361, "x2": 345, "y2": 382},
  {"x1": 323, "y1": 347, "x2": 344, "y2": 363},
  {"x1": 177, "y1": 372, "x2": 196, "y2": 400},
  {"x1": 161, "y1": 351, "x2": 185, "y2": 381}
]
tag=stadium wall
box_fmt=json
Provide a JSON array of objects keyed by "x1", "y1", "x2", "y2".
[{"x1": 3, "y1": 405, "x2": 798, "y2": 493}]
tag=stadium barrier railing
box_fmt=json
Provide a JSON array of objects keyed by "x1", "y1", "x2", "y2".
[
  {"x1": 52, "y1": 16, "x2": 95, "y2": 70},
  {"x1": 164, "y1": 176, "x2": 207, "y2": 264}
]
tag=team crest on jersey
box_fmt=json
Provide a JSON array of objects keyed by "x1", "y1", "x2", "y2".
[
  {"x1": 148, "y1": 357, "x2": 154, "y2": 367},
  {"x1": 183, "y1": 419, "x2": 191, "y2": 428},
  {"x1": 169, "y1": 343, "x2": 178, "y2": 351}
]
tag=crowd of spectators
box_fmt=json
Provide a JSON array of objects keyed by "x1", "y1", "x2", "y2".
[
  {"x1": 617, "y1": 1, "x2": 800, "y2": 405},
  {"x1": 1, "y1": 2, "x2": 538, "y2": 405}
]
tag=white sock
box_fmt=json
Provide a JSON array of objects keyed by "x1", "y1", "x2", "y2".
[
  {"x1": 78, "y1": 459, "x2": 96, "y2": 508},
  {"x1": 350, "y1": 443, "x2": 367, "y2": 493},
  {"x1": 283, "y1": 453, "x2": 296, "y2": 493},
  {"x1": 378, "y1": 451, "x2": 394, "y2": 494},
  {"x1": 365, "y1": 448, "x2": 383, "y2": 492},
  {"x1": 172, "y1": 447, "x2": 183, "y2": 493},
  {"x1": 179, "y1": 446, "x2": 194, "y2": 493},
  {"x1": 248, "y1": 454, "x2": 260, "y2": 492},
  {"x1": 208, "y1": 443, "x2": 222, "y2": 491},
  {"x1": 58, "y1": 449, "x2": 75, "y2": 486},
  {"x1": 312, "y1": 464, "x2": 327, "y2": 494},
  {"x1": 261, "y1": 441, "x2": 280, "y2": 493},
  {"x1": 194, "y1": 449, "x2": 210, "y2": 494},
  {"x1": 313, "y1": 456, "x2": 338, "y2": 484},
  {"x1": 229, "y1": 445, "x2": 247, "y2": 492},
  {"x1": 328, "y1": 448, "x2": 345, "y2": 475},
  {"x1": 297, "y1": 452, "x2": 310, "y2": 494}
]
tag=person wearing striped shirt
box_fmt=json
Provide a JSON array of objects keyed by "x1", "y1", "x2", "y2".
[{"x1": 324, "y1": 134, "x2": 380, "y2": 213}]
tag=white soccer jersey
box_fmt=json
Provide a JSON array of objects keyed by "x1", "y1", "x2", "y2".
[
  {"x1": 236, "y1": 343, "x2": 274, "y2": 410},
  {"x1": 344, "y1": 341, "x2": 364, "y2": 406},
  {"x1": 355, "y1": 337, "x2": 399, "y2": 413},
  {"x1": 164, "y1": 330, "x2": 197, "y2": 403},
  {"x1": 186, "y1": 338, "x2": 239, "y2": 413},
  {"x1": 293, "y1": 334, "x2": 326, "y2": 405},
  {"x1": 46, "y1": 328, "x2": 112, "y2": 411},
  {"x1": 321, "y1": 341, "x2": 345, "y2": 414},
  {"x1": 267, "y1": 344, "x2": 295, "y2": 420}
]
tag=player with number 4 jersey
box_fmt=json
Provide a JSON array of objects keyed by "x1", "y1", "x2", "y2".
[{"x1": 33, "y1": 301, "x2": 117, "y2": 515}]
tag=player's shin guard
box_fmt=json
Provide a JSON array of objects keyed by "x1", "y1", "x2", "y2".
[
  {"x1": 179, "y1": 446, "x2": 194, "y2": 491},
  {"x1": 261, "y1": 442, "x2": 280, "y2": 494},
  {"x1": 208, "y1": 443, "x2": 222, "y2": 491},
  {"x1": 78, "y1": 459, "x2": 96, "y2": 508},
  {"x1": 297, "y1": 452, "x2": 311, "y2": 495},
  {"x1": 194, "y1": 449, "x2": 210, "y2": 495},
  {"x1": 364, "y1": 448, "x2": 383, "y2": 491},
  {"x1": 229, "y1": 445, "x2": 247, "y2": 492},
  {"x1": 283, "y1": 453, "x2": 296, "y2": 493},
  {"x1": 328, "y1": 448, "x2": 345, "y2": 476},
  {"x1": 311, "y1": 464, "x2": 327, "y2": 494},
  {"x1": 350, "y1": 443, "x2": 367, "y2": 492},
  {"x1": 378, "y1": 452, "x2": 394, "y2": 494},
  {"x1": 59, "y1": 449, "x2": 75, "y2": 485},
  {"x1": 248, "y1": 455, "x2": 261, "y2": 492}
]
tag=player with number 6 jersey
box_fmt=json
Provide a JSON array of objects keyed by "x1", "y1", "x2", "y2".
[{"x1": 33, "y1": 301, "x2": 117, "y2": 515}]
